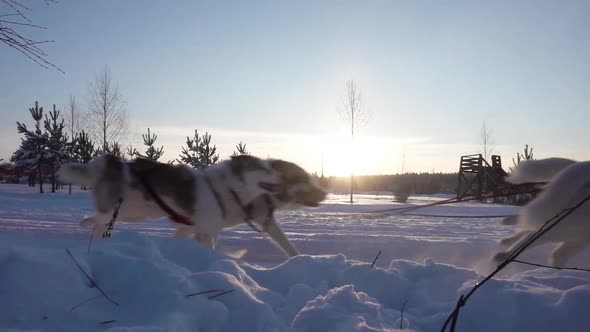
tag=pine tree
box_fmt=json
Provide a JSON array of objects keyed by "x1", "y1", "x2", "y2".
[
  {"x1": 137, "y1": 128, "x2": 164, "y2": 160},
  {"x1": 72, "y1": 131, "x2": 95, "y2": 191},
  {"x1": 10, "y1": 139, "x2": 35, "y2": 186},
  {"x1": 512, "y1": 144, "x2": 534, "y2": 168},
  {"x1": 73, "y1": 131, "x2": 95, "y2": 164},
  {"x1": 94, "y1": 141, "x2": 123, "y2": 158},
  {"x1": 110, "y1": 142, "x2": 123, "y2": 158},
  {"x1": 14, "y1": 101, "x2": 48, "y2": 193},
  {"x1": 232, "y1": 141, "x2": 249, "y2": 156},
  {"x1": 126, "y1": 145, "x2": 138, "y2": 160},
  {"x1": 44, "y1": 105, "x2": 68, "y2": 193},
  {"x1": 199, "y1": 132, "x2": 219, "y2": 168},
  {"x1": 178, "y1": 130, "x2": 202, "y2": 168}
]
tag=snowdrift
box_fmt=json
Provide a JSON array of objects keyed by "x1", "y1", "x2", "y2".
[{"x1": 1, "y1": 231, "x2": 589, "y2": 332}]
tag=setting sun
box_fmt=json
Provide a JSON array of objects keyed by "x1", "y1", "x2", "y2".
[{"x1": 320, "y1": 135, "x2": 400, "y2": 176}]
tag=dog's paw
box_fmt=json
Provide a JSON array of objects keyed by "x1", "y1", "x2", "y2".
[
  {"x1": 80, "y1": 216, "x2": 96, "y2": 227},
  {"x1": 223, "y1": 248, "x2": 248, "y2": 259},
  {"x1": 81, "y1": 217, "x2": 111, "y2": 237},
  {"x1": 173, "y1": 226, "x2": 193, "y2": 238},
  {"x1": 493, "y1": 251, "x2": 510, "y2": 264}
]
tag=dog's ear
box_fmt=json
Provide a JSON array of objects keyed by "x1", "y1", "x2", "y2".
[
  {"x1": 270, "y1": 159, "x2": 308, "y2": 183},
  {"x1": 230, "y1": 155, "x2": 269, "y2": 176},
  {"x1": 269, "y1": 159, "x2": 301, "y2": 175}
]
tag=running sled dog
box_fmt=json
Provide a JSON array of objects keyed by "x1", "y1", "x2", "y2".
[
  {"x1": 494, "y1": 157, "x2": 590, "y2": 266},
  {"x1": 59, "y1": 154, "x2": 326, "y2": 257}
]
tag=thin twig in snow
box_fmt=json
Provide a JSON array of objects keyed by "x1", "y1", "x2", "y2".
[
  {"x1": 185, "y1": 289, "x2": 226, "y2": 298},
  {"x1": 207, "y1": 289, "x2": 234, "y2": 300},
  {"x1": 370, "y1": 250, "x2": 382, "y2": 268},
  {"x1": 65, "y1": 249, "x2": 118, "y2": 306}
]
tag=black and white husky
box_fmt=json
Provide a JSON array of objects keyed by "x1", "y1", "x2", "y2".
[
  {"x1": 494, "y1": 157, "x2": 590, "y2": 266},
  {"x1": 59, "y1": 154, "x2": 326, "y2": 257}
]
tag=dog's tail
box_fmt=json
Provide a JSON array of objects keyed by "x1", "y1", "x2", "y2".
[
  {"x1": 505, "y1": 157, "x2": 576, "y2": 185},
  {"x1": 58, "y1": 155, "x2": 106, "y2": 185}
]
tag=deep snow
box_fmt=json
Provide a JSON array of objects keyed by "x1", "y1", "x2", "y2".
[{"x1": 0, "y1": 183, "x2": 589, "y2": 331}]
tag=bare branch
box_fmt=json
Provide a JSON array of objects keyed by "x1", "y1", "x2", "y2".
[
  {"x1": 0, "y1": 0, "x2": 63, "y2": 73},
  {"x1": 0, "y1": 19, "x2": 47, "y2": 28}
]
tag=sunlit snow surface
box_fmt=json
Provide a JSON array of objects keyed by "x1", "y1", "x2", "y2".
[{"x1": 0, "y1": 184, "x2": 589, "y2": 331}]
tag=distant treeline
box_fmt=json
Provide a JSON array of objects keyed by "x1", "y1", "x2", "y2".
[{"x1": 321, "y1": 172, "x2": 459, "y2": 195}]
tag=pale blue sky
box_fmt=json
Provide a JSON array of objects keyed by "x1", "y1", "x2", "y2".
[{"x1": 2, "y1": 1, "x2": 589, "y2": 175}]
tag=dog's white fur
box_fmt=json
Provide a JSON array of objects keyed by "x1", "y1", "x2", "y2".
[
  {"x1": 173, "y1": 194, "x2": 301, "y2": 257},
  {"x1": 173, "y1": 159, "x2": 327, "y2": 257},
  {"x1": 494, "y1": 158, "x2": 590, "y2": 266},
  {"x1": 60, "y1": 155, "x2": 326, "y2": 258},
  {"x1": 505, "y1": 157, "x2": 575, "y2": 185},
  {"x1": 59, "y1": 154, "x2": 282, "y2": 249}
]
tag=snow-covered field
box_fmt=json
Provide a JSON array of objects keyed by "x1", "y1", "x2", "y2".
[{"x1": 1, "y1": 183, "x2": 589, "y2": 331}]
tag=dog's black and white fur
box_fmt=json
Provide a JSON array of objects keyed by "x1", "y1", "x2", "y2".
[
  {"x1": 494, "y1": 158, "x2": 590, "y2": 266},
  {"x1": 59, "y1": 154, "x2": 326, "y2": 257},
  {"x1": 174, "y1": 159, "x2": 327, "y2": 257}
]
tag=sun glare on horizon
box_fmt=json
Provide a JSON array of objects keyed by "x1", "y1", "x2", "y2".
[{"x1": 319, "y1": 135, "x2": 406, "y2": 177}]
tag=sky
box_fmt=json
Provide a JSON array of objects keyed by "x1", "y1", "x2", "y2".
[{"x1": 2, "y1": 0, "x2": 590, "y2": 176}]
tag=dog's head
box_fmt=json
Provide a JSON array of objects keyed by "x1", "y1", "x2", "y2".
[
  {"x1": 228, "y1": 155, "x2": 283, "y2": 202},
  {"x1": 268, "y1": 159, "x2": 327, "y2": 207}
]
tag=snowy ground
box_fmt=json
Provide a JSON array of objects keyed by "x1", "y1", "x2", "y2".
[{"x1": 0, "y1": 183, "x2": 589, "y2": 331}]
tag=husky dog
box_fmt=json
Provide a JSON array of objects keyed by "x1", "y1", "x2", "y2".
[
  {"x1": 59, "y1": 154, "x2": 326, "y2": 257},
  {"x1": 174, "y1": 159, "x2": 327, "y2": 257},
  {"x1": 494, "y1": 158, "x2": 590, "y2": 266}
]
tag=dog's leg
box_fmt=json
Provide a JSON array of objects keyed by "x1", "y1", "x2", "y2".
[
  {"x1": 500, "y1": 230, "x2": 529, "y2": 246},
  {"x1": 80, "y1": 213, "x2": 113, "y2": 237},
  {"x1": 551, "y1": 241, "x2": 585, "y2": 266},
  {"x1": 502, "y1": 215, "x2": 518, "y2": 225},
  {"x1": 194, "y1": 233, "x2": 215, "y2": 249},
  {"x1": 493, "y1": 230, "x2": 541, "y2": 263},
  {"x1": 174, "y1": 225, "x2": 193, "y2": 238},
  {"x1": 265, "y1": 218, "x2": 299, "y2": 257}
]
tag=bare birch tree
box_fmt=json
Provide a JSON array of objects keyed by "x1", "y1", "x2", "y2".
[
  {"x1": 87, "y1": 66, "x2": 128, "y2": 153},
  {"x1": 480, "y1": 120, "x2": 493, "y2": 161},
  {"x1": 64, "y1": 95, "x2": 81, "y2": 194},
  {"x1": 338, "y1": 80, "x2": 366, "y2": 204},
  {"x1": 64, "y1": 95, "x2": 82, "y2": 142}
]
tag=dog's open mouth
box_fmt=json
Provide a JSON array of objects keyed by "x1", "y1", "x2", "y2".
[
  {"x1": 258, "y1": 182, "x2": 283, "y2": 193},
  {"x1": 296, "y1": 189, "x2": 326, "y2": 207},
  {"x1": 303, "y1": 201, "x2": 320, "y2": 207}
]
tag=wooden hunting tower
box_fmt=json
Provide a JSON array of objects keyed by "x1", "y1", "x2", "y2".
[{"x1": 457, "y1": 154, "x2": 508, "y2": 201}]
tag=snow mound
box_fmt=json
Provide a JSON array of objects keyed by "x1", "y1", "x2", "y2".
[{"x1": 1, "y1": 231, "x2": 589, "y2": 331}]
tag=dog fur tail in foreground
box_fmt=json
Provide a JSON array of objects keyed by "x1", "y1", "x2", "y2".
[{"x1": 58, "y1": 157, "x2": 105, "y2": 185}]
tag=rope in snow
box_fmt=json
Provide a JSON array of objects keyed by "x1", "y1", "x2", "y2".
[
  {"x1": 512, "y1": 259, "x2": 590, "y2": 273},
  {"x1": 440, "y1": 190, "x2": 590, "y2": 332},
  {"x1": 398, "y1": 213, "x2": 514, "y2": 219},
  {"x1": 369, "y1": 186, "x2": 541, "y2": 217}
]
